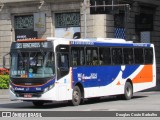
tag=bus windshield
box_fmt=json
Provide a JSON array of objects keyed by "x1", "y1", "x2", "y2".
[{"x1": 10, "y1": 51, "x2": 55, "y2": 78}]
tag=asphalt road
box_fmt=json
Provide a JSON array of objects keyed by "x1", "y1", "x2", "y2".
[{"x1": 0, "y1": 91, "x2": 160, "y2": 120}]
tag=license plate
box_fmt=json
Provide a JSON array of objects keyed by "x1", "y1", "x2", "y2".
[{"x1": 24, "y1": 94, "x2": 32, "y2": 98}]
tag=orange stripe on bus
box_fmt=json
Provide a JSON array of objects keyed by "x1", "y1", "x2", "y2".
[
  {"x1": 132, "y1": 65, "x2": 153, "y2": 83},
  {"x1": 70, "y1": 67, "x2": 73, "y2": 89},
  {"x1": 116, "y1": 81, "x2": 121, "y2": 85},
  {"x1": 17, "y1": 39, "x2": 47, "y2": 43}
]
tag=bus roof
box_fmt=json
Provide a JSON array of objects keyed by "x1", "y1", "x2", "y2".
[
  {"x1": 46, "y1": 37, "x2": 152, "y2": 48},
  {"x1": 16, "y1": 37, "x2": 152, "y2": 47},
  {"x1": 46, "y1": 37, "x2": 133, "y2": 43}
]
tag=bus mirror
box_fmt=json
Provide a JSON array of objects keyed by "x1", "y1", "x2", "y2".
[{"x1": 3, "y1": 53, "x2": 10, "y2": 70}]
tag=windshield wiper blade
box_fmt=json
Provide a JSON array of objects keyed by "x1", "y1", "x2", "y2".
[
  {"x1": 17, "y1": 50, "x2": 23, "y2": 58},
  {"x1": 40, "y1": 49, "x2": 45, "y2": 56}
]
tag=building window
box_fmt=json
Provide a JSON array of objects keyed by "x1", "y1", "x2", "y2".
[
  {"x1": 114, "y1": 13, "x2": 126, "y2": 39},
  {"x1": 55, "y1": 12, "x2": 80, "y2": 28},
  {"x1": 55, "y1": 12, "x2": 80, "y2": 39},
  {"x1": 14, "y1": 15, "x2": 37, "y2": 41},
  {"x1": 135, "y1": 6, "x2": 155, "y2": 32},
  {"x1": 15, "y1": 15, "x2": 34, "y2": 29}
]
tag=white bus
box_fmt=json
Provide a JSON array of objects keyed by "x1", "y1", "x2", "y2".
[{"x1": 3, "y1": 37, "x2": 156, "y2": 106}]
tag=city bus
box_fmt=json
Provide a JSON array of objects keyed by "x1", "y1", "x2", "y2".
[{"x1": 3, "y1": 37, "x2": 156, "y2": 106}]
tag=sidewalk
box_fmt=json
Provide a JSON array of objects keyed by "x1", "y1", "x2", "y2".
[{"x1": 0, "y1": 89, "x2": 9, "y2": 99}]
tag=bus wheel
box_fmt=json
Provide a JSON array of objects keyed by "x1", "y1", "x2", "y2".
[
  {"x1": 71, "y1": 86, "x2": 82, "y2": 106},
  {"x1": 32, "y1": 101, "x2": 44, "y2": 107},
  {"x1": 123, "y1": 82, "x2": 133, "y2": 100}
]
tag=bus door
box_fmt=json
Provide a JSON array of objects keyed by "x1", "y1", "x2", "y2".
[
  {"x1": 57, "y1": 53, "x2": 69, "y2": 79},
  {"x1": 56, "y1": 45, "x2": 70, "y2": 100}
]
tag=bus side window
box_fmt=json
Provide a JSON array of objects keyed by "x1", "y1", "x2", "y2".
[
  {"x1": 86, "y1": 48, "x2": 92, "y2": 65},
  {"x1": 92, "y1": 49, "x2": 98, "y2": 65},
  {"x1": 86, "y1": 47, "x2": 98, "y2": 66},
  {"x1": 144, "y1": 48, "x2": 153, "y2": 64},
  {"x1": 134, "y1": 48, "x2": 144, "y2": 64},
  {"x1": 112, "y1": 48, "x2": 123, "y2": 65},
  {"x1": 71, "y1": 47, "x2": 85, "y2": 66},
  {"x1": 99, "y1": 47, "x2": 111, "y2": 65},
  {"x1": 71, "y1": 48, "x2": 78, "y2": 66},
  {"x1": 123, "y1": 48, "x2": 134, "y2": 65}
]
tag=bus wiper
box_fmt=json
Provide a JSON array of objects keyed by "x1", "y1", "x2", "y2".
[
  {"x1": 17, "y1": 50, "x2": 22, "y2": 58},
  {"x1": 40, "y1": 49, "x2": 45, "y2": 56}
]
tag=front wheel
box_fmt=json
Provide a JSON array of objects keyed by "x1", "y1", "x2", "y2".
[
  {"x1": 71, "y1": 86, "x2": 82, "y2": 106},
  {"x1": 123, "y1": 82, "x2": 133, "y2": 100}
]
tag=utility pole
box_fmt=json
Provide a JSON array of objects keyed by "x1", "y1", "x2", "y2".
[
  {"x1": 0, "y1": 2, "x2": 4, "y2": 11},
  {"x1": 83, "y1": 0, "x2": 87, "y2": 38}
]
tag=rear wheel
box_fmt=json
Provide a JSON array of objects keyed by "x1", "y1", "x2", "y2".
[
  {"x1": 71, "y1": 86, "x2": 82, "y2": 106},
  {"x1": 123, "y1": 82, "x2": 133, "y2": 100}
]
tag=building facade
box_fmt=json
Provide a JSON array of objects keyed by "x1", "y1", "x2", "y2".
[{"x1": 0, "y1": 0, "x2": 160, "y2": 85}]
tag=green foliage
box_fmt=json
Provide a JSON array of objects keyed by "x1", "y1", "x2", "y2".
[{"x1": 0, "y1": 75, "x2": 9, "y2": 89}]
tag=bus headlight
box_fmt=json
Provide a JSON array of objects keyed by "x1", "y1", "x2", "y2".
[
  {"x1": 10, "y1": 85, "x2": 14, "y2": 92},
  {"x1": 43, "y1": 84, "x2": 54, "y2": 93}
]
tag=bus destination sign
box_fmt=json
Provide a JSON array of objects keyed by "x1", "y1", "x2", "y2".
[{"x1": 15, "y1": 42, "x2": 48, "y2": 49}]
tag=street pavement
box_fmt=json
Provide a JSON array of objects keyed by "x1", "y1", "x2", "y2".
[
  {"x1": 0, "y1": 87, "x2": 160, "y2": 120},
  {"x1": 0, "y1": 89, "x2": 9, "y2": 99}
]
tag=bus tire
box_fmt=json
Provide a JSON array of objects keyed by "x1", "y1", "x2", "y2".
[
  {"x1": 32, "y1": 101, "x2": 44, "y2": 106},
  {"x1": 71, "y1": 86, "x2": 82, "y2": 106},
  {"x1": 123, "y1": 82, "x2": 133, "y2": 100}
]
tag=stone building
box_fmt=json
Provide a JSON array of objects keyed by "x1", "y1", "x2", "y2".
[{"x1": 0, "y1": 0, "x2": 160, "y2": 85}]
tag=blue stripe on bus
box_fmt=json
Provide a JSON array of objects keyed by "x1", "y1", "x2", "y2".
[
  {"x1": 11, "y1": 79, "x2": 55, "y2": 92},
  {"x1": 70, "y1": 42, "x2": 151, "y2": 47},
  {"x1": 72, "y1": 65, "x2": 140, "y2": 88}
]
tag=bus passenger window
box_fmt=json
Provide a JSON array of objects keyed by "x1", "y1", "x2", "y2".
[
  {"x1": 92, "y1": 49, "x2": 98, "y2": 65},
  {"x1": 144, "y1": 48, "x2": 153, "y2": 64},
  {"x1": 86, "y1": 49, "x2": 92, "y2": 65},
  {"x1": 123, "y1": 48, "x2": 134, "y2": 65},
  {"x1": 134, "y1": 48, "x2": 144, "y2": 64},
  {"x1": 112, "y1": 48, "x2": 123, "y2": 65},
  {"x1": 71, "y1": 47, "x2": 85, "y2": 66},
  {"x1": 99, "y1": 48, "x2": 111, "y2": 65},
  {"x1": 86, "y1": 47, "x2": 98, "y2": 66}
]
